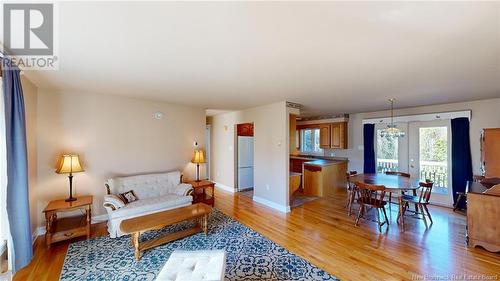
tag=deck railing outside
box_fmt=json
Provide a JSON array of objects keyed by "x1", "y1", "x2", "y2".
[
  {"x1": 376, "y1": 159, "x2": 398, "y2": 173},
  {"x1": 376, "y1": 159, "x2": 448, "y2": 189}
]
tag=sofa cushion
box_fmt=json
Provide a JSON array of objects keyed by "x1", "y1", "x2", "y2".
[
  {"x1": 110, "y1": 194, "x2": 192, "y2": 220},
  {"x1": 107, "y1": 171, "x2": 182, "y2": 199},
  {"x1": 119, "y1": 190, "x2": 138, "y2": 203}
]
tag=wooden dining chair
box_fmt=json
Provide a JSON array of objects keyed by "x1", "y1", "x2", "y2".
[
  {"x1": 354, "y1": 181, "x2": 389, "y2": 232},
  {"x1": 345, "y1": 171, "x2": 358, "y2": 216},
  {"x1": 398, "y1": 181, "x2": 434, "y2": 228},
  {"x1": 385, "y1": 171, "x2": 410, "y2": 205}
]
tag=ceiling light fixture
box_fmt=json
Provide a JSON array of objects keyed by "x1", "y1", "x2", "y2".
[{"x1": 380, "y1": 98, "x2": 405, "y2": 139}]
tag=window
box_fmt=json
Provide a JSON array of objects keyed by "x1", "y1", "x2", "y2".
[
  {"x1": 376, "y1": 129, "x2": 399, "y2": 173},
  {"x1": 300, "y1": 128, "x2": 322, "y2": 154}
]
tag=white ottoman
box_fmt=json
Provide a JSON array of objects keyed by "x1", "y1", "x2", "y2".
[{"x1": 156, "y1": 250, "x2": 226, "y2": 281}]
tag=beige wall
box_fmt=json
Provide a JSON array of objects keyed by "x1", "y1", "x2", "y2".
[
  {"x1": 21, "y1": 77, "x2": 38, "y2": 234},
  {"x1": 34, "y1": 89, "x2": 205, "y2": 227},
  {"x1": 328, "y1": 98, "x2": 500, "y2": 175},
  {"x1": 211, "y1": 101, "x2": 290, "y2": 209}
]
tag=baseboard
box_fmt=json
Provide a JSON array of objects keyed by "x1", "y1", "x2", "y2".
[
  {"x1": 31, "y1": 214, "x2": 109, "y2": 242},
  {"x1": 33, "y1": 226, "x2": 46, "y2": 242},
  {"x1": 214, "y1": 182, "x2": 235, "y2": 193},
  {"x1": 253, "y1": 196, "x2": 290, "y2": 213},
  {"x1": 429, "y1": 202, "x2": 453, "y2": 208},
  {"x1": 92, "y1": 214, "x2": 108, "y2": 223}
]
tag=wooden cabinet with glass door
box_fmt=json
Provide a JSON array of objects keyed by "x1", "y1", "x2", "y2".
[{"x1": 481, "y1": 128, "x2": 500, "y2": 177}]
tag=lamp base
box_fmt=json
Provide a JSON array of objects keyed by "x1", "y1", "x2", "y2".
[{"x1": 65, "y1": 197, "x2": 77, "y2": 202}]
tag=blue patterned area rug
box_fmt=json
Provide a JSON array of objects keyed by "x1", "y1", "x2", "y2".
[{"x1": 60, "y1": 209, "x2": 339, "y2": 281}]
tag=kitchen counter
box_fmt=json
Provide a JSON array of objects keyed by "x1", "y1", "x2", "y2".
[
  {"x1": 290, "y1": 155, "x2": 348, "y2": 162},
  {"x1": 296, "y1": 157, "x2": 347, "y2": 197},
  {"x1": 303, "y1": 159, "x2": 347, "y2": 167}
]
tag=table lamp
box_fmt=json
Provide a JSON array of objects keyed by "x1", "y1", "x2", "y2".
[
  {"x1": 191, "y1": 149, "x2": 205, "y2": 182},
  {"x1": 56, "y1": 154, "x2": 84, "y2": 202}
]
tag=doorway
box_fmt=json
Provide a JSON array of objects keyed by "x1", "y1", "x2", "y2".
[
  {"x1": 376, "y1": 120, "x2": 453, "y2": 206},
  {"x1": 236, "y1": 123, "x2": 254, "y2": 192},
  {"x1": 408, "y1": 120, "x2": 452, "y2": 206}
]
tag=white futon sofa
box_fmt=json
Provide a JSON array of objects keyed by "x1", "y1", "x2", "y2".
[{"x1": 103, "y1": 171, "x2": 193, "y2": 238}]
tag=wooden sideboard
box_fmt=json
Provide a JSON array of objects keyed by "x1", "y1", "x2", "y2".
[{"x1": 466, "y1": 181, "x2": 500, "y2": 252}]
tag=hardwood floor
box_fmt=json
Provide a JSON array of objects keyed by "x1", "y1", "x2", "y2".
[{"x1": 15, "y1": 188, "x2": 500, "y2": 281}]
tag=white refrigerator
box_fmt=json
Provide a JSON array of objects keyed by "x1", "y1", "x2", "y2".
[{"x1": 237, "y1": 136, "x2": 254, "y2": 191}]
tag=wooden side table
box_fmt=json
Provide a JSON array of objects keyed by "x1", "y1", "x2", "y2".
[
  {"x1": 43, "y1": 195, "x2": 93, "y2": 247},
  {"x1": 187, "y1": 180, "x2": 215, "y2": 207}
]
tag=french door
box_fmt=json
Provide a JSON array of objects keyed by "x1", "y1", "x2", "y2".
[
  {"x1": 376, "y1": 120, "x2": 453, "y2": 206},
  {"x1": 375, "y1": 122, "x2": 408, "y2": 174},
  {"x1": 408, "y1": 120, "x2": 453, "y2": 206}
]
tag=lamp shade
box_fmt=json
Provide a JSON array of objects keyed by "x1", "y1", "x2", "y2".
[
  {"x1": 191, "y1": 150, "x2": 206, "y2": 164},
  {"x1": 56, "y1": 154, "x2": 84, "y2": 174}
]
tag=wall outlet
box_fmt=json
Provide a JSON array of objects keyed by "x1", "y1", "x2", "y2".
[{"x1": 265, "y1": 184, "x2": 270, "y2": 190}]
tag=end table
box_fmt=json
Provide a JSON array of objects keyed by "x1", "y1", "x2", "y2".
[
  {"x1": 187, "y1": 180, "x2": 215, "y2": 207},
  {"x1": 43, "y1": 195, "x2": 93, "y2": 247}
]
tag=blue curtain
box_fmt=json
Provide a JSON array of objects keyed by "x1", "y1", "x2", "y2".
[
  {"x1": 363, "y1": 124, "x2": 376, "y2": 173},
  {"x1": 451, "y1": 117, "x2": 473, "y2": 208},
  {"x1": 2, "y1": 60, "x2": 33, "y2": 272}
]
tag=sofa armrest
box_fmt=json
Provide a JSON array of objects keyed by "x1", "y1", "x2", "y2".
[
  {"x1": 172, "y1": 183, "x2": 193, "y2": 196},
  {"x1": 103, "y1": 194, "x2": 125, "y2": 213},
  {"x1": 103, "y1": 202, "x2": 116, "y2": 213}
]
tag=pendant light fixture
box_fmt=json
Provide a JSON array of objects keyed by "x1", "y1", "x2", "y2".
[{"x1": 380, "y1": 98, "x2": 405, "y2": 139}]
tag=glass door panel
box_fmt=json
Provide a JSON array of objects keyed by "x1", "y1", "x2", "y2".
[
  {"x1": 419, "y1": 126, "x2": 448, "y2": 192},
  {"x1": 376, "y1": 129, "x2": 399, "y2": 172},
  {"x1": 409, "y1": 120, "x2": 452, "y2": 206},
  {"x1": 375, "y1": 123, "x2": 408, "y2": 173}
]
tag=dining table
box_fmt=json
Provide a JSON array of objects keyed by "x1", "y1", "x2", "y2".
[{"x1": 348, "y1": 173, "x2": 421, "y2": 230}]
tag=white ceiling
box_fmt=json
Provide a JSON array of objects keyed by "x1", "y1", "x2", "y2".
[{"x1": 21, "y1": 1, "x2": 500, "y2": 116}]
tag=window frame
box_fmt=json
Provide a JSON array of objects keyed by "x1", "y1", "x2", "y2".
[{"x1": 299, "y1": 127, "x2": 322, "y2": 154}]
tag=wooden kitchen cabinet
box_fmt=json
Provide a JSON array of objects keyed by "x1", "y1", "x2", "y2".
[
  {"x1": 290, "y1": 158, "x2": 305, "y2": 173},
  {"x1": 297, "y1": 121, "x2": 348, "y2": 150},
  {"x1": 331, "y1": 122, "x2": 347, "y2": 149},
  {"x1": 319, "y1": 124, "x2": 331, "y2": 148},
  {"x1": 237, "y1": 123, "x2": 254, "y2": 136}
]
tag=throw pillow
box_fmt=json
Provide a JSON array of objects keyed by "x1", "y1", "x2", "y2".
[
  {"x1": 119, "y1": 190, "x2": 138, "y2": 204},
  {"x1": 104, "y1": 194, "x2": 125, "y2": 209}
]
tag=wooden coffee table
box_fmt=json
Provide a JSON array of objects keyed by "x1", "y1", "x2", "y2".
[{"x1": 121, "y1": 203, "x2": 212, "y2": 260}]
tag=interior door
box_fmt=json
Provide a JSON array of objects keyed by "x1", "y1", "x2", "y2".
[{"x1": 408, "y1": 120, "x2": 453, "y2": 206}]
